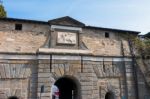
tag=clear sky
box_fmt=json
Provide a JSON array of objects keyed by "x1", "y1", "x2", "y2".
[{"x1": 3, "y1": 0, "x2": 150, "y2": 34}]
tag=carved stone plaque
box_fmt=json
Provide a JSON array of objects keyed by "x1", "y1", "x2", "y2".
[{"x1": 57, "y1": 32, "x2": 77, "y2": 44}]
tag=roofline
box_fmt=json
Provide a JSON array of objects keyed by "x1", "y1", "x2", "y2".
[
  {"x1": 64, "y1": 16, "x2": 85, "y2": 26},
  {"x1": 84, "y1": 26, "x2": 140, "y2": 34},
  {"x1": 48, "y1": 16, "x2": 85, "y2": 27},
  {"x1": 0, "y1": 17, "x2": 140, "y2": 34},
  {"x1": 50, "y1": 24, "x2": 85, "y2": 28},
  {"x1": 0, "y1": 17, "x2": 48, "y2": 25}
]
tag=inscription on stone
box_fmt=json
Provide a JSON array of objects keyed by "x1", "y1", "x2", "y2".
[{"x1": 57, "y1": 32, "x2": 77, "y2": 44}]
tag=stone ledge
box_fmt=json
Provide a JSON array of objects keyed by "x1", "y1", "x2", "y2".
[{"x1": 38, "y1": 48, "x2": 92, "y2": 55}]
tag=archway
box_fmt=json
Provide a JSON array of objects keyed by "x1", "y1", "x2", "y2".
[
  {"x1": 105, "y1": 92, "x2": 114, "y2": 99},
  {"x1": 54, "y1": 76, "x2": 81, "y2": 99},
  {"x1": 8, "y1": 96, "x2": 19, "y2": 99}
]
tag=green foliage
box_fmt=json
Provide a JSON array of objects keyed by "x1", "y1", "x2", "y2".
[
  {"x1": 132, "y1": 37, "x2": 150, "y2": 55},
  {"x1": 132, "y1": 37, "x2": 145, "y2": 52},
  {"x1": 145, "y1": 32, "x2": 150, "y2": 38},
  {"x1": 143, "y1": 39, "x2": 150, "y2": 55},
  {"x1": 0, "y1": 4, "x2": 7, "y2": 18}
]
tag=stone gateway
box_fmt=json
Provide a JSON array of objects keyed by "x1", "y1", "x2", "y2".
[{"x1": 0, "y1": 16, "x2": 149, "y2": 99}]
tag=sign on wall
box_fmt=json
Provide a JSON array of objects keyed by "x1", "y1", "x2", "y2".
[{"x1": 57, "y1": 32, "x2": 77, "y2": 45}]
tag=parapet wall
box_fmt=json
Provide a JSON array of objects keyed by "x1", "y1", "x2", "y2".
[{"x1": 0, "y1": 20, "x2": 132, "y2": 56}]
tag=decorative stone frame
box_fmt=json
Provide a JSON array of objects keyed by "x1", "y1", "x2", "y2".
[{"x1": 49, "y1": 25, "x2": 82, "y2": 49}]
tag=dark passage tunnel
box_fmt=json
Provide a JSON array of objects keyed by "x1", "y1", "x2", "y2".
[
  {"x1": 54, "y1": 76, "x2": 80, "y2": 99},
  {"x1": 8, "y1": 96, "x2": 19, "y2": 99},
  {"x1": 105, "y1": 92, "x2": 114, "y2": 99}
]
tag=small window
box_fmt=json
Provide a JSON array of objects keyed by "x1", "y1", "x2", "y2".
[
  {"x1": 15, "y1": 24, "x2": 22, "y2": 30},
  {"x1": 105, "y1": 32, "x2": 109, "y2": 38}
]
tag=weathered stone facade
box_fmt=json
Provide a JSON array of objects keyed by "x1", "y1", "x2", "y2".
[{"x1": 0, "y1": 16, "x2": 149, "y2": 99}]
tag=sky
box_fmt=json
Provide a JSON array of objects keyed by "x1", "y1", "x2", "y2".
[{"x1": 3, "y1": 0, "x2": 150, "y2": 34}]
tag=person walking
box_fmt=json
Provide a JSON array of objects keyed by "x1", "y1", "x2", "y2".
[{"x1": 50, "y1": 77, "x2": 59, "y2": 99}]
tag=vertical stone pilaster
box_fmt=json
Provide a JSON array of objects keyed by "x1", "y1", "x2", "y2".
[
  {"x1": 125, "y1": 61, "x2": 136, "y2": 99},
  {"x1": 79, "y1": 61, "x2": 98, "y2": 99},
  {"x1": 37, "y1": 59, "x2": 51, "y2": 99},
  {"x1": 29, "y1": 60, "x2": 38, "y2": 99}
]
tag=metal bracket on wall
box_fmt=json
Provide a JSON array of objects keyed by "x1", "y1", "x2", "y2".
[
  {"x1": 49, "y1": 54, "x2": 52, "y2": 72},
  {"x1": 81, "y1": 56, "x2": 83, "y2": 73}
]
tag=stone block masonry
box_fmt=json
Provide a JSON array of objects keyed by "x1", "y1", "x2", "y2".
[{"x1": 0, "y1": 16, "x2": 148, "y2": 99}]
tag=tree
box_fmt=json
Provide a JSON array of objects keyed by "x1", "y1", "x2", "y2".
[
  {"x1": 0, "y1": 3, "x2": 7, "y2": 18},
  {"x1": 132, "y1": 37, "x2": 150, "y2": 56},
  {"x1": 145, "y1": 32, "x2": 150, "y2": 38},
  {"x1": 143, "y1": 39, "x2": 150, "y2": 55}
]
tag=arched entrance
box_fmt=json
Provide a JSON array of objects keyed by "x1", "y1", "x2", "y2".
[
  {"x1": 54, "y1": 76, "x2": 81, "y2": 99},
  {"x1": 8, "y1": 96, "x2": 19, "y2": 99},
  {"x1": 105, "y1": 92, "x2": 114, "y2": 99}
]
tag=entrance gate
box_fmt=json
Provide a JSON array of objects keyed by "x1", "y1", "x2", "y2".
[
  {"x1": 105, "y1": 92, "x2": 114, "y2": 99},
  {"x1": 8, "y1": 96, "x2": 19, "y2": 99},
  {"x1": 54, "y1": 76, "x2": 80, "y2": 99}
]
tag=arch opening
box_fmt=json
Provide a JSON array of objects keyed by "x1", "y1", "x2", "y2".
[
  {"x1": 8, "y1": 96, "x2": 19, "y2": 99},
  {"x1": 105, "y1": 92, "x2": 114, "y2": 99},
  {"x1": 54, "y1": 76, "x2": 81, "y2": 99}
]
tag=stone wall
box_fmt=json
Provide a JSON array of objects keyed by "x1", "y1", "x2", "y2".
[
  {"x1": 0, "y1": 31, "x2": 47, "y2": 53},
  {"x1": 0, "y1": 60, "x2": 38, "y2": 99},
  {"x1": 0, "y1": 21, "x2": 49, "y2": 53},
  {"x1": 37, "y1": 55, "x2": 136, "y2": 99},
  {"x1": 137, "y1": 58, "x2": 150, "y2": 99},
  {"x1": 0, "y1": 19, "x2": 147, "y2": 99},
  {"x1": 0, "y1": 20, "x2": 132, "y2": 56},
  {"x1": 82, "y1": 28, "x2": 131, "y2": 56},
  {"x1": 0, "y1": 21, "x2": 49, "y2": 33}
]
